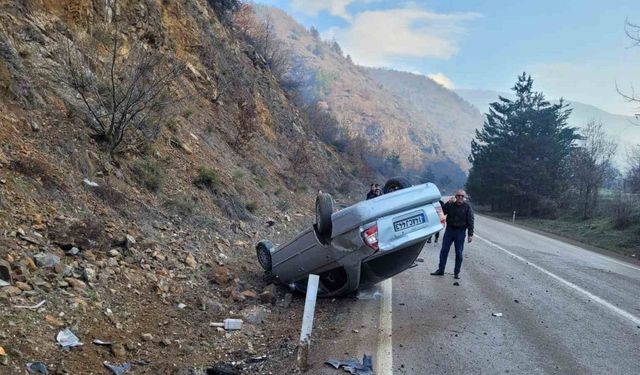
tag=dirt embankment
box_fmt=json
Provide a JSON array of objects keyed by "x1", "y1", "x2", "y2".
[{"x1": 0, "y1": 1, "x2": 364, "y2": 373}]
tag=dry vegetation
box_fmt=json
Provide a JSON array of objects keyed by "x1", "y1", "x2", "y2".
[{"x1": 0, "y1": 1, "x2": 367, "y2": 373}]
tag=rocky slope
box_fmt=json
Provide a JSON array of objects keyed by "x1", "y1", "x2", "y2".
[
  {"x1": 253, "y1": 5, "x2": 447, "y2": 172},
  {"x1": 0, "y1": 1, "x2": 363, "y2": 373}
]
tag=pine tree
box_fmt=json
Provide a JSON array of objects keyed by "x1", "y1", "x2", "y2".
[{"x1": 467, "y1": 73, "x2": 579, "y2": 216}]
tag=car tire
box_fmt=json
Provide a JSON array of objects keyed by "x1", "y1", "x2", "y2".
[
  {"x1": 383, "y1": 176, "x2": 411, "y2": 194},
  {"x1": 315, "y1": 192, "x2": 333, "y2": 237},
  {"x1": 256, "y1": 240, "x2": 273, "y2": 272}
]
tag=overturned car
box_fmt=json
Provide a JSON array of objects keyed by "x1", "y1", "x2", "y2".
[{"x1": 256, "y1": 178, "x2": 445, "y2": 297}]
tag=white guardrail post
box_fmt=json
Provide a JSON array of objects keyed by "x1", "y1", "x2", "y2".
[{"x1": 297, "y1": 274, "x2": 320, "y2": 371}]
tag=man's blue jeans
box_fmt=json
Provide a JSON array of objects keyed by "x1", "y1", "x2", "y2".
[{"x1": 437, "y1": 227, "x2": 466, "y2": 275}]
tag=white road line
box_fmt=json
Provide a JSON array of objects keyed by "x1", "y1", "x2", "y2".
[
  {"x1": 377, "y1": 278, "x2": 393, "y2": 375},
  {"x1": 480, "y1": 215, "x2": 640, "y2": 272},
  {"x1": 476, "y1": 235, "x2": 640, "y2": 326}
]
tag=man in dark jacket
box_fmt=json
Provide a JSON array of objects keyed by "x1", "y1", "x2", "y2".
[
  {"x1": 431, "y1": 190, "x2": 474, "y2": 279},
  {"x1": 366, "y1": 183, "x2": 381, "y2": 200}
]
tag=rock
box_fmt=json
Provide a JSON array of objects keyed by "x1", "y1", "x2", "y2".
[
  {"x1": 65, "y1": 278, "x2": 87, "y2": 289},
  {"x1": 241, "y1": 290, "x2": 258, "y2": 299},
  {"x1": 108, "y1": 249, "x2": 121, "y2": 258},
  {"x1": 83, "y1": 268, "x2": 97, "y2": 283},
  {"x1": 30, "y1": 119, "x2": 41, "y2": 132},
  {"x1": 260, "y1": 284, "x2": 277, "y2": 304},
  {"x1": 15, "y1": 281, "x2": 32, "y2": 291},
  {"x1": 66, "y1": 247, "x2": 80, "y2": 256},
  {"x1": 22, "y1": 257, "x2": 37, "y2": 272},
  {"x1": 125, "y1": 235, "x2": 136, "y2": 249},
  {"x1": 33, "y1": 253, "x2": 61, "y2": 268},
  {"x1": 231, "y1": 290, "x2": 246, "y2": 302},
  {"x1": 241, "y1": 306, "x2": 268, "y2": 325},
  {"x1": 110, "y1": 343, "x2": 127, "y2": 358},
  {"x1": 83, "y1": 178, "x2": 99, "y2": 187},
  {"x1": 161, "y1": 338, "x2": 171, "y2": 346},
  {"x1": 211, "y1": 266, "x2": 234, "y2": 285},
  {"x1": 45, "y1": 314, "x2": 65, "y2": 327},
  {"x1": 1, "y1": 286, "x2": 22, "y2": 297},
  {"x1": 200, "y1": 297, "x2": 224, "y2": 313},
  {"x1": 177, "y1": 303, "x2": 187, "y2": 309},
  {"x1": 184, "y1": 253, "x2": 197, "y2": 269},
  {"x1": 141, "y1": 333, "x2": 153, "y2": 342},
  {"x1": 0, "y1": 260, "x2": 11, "y2": 284}
]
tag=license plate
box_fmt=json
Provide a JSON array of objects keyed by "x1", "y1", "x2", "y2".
[{"x1": 393, "y1": 213, "x2": 426, "y2": 232}]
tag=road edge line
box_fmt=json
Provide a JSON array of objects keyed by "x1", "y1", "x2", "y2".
[
  {"x1": 377, "y1": 278, "x2": 393, "y2": 375},
  {"x1": 476, "y1": 235, "x2": 640, "y2": 326}
]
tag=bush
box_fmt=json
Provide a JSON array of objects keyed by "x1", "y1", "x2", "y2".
[
  {"x1": 131, "y1": 159, "x2": 163, "y2": 192},
  {"x1": 163, "y1": 196, "x2": 197, "y2": 216},
  {"x1": 193, "y1": 166, "x2": 220, "y2": 190},
  {"x1": 533, "y1": 197, "x2": 559, "y2": 219},
  {"x1": 277, "y1": 199, "x2": 290, "y2": 212},
  {"x1": 245, "y1": 200, "x2": 259, "y2": 213}
]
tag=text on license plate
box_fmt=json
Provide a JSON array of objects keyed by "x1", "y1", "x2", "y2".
[{"x1": 393, "y1": 213, "x2": 426, "y2": 232}]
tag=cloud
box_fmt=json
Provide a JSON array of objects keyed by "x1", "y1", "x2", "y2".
[
  {"x1": 327, "y1": 7, "x2": 480, "y2": 67},
  {"x1": 290, "y1": 0, "x2": 379, "y2": 21},
  {"x1": 428, "y1": 73, "x2": 455, "y2": 89}
]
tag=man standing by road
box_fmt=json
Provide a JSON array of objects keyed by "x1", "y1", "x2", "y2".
[{"x1": 430, "y1": 189, "x2": 474, "y2": 279}]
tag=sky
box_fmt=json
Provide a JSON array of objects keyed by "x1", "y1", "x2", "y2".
[{"x1": 252, "y1": 0, "x2": 640, "y2": 116}]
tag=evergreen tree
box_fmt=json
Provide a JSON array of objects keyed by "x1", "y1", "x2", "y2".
[{"x1": 467, "y1": 73, "x2": 579, "y2": 215}]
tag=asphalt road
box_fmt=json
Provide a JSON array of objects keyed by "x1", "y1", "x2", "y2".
[
  {"x1": 387, "y1": 214, "x2": 640, "y2": 375},
  {"x1": 310, "y1": 214, "x2": 640, "y2": 375}
]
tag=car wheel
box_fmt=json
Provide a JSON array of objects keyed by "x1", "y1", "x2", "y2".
[
  {"x1": 256, "y1": 240, "x2": 273, "y2": 271},
  {"x1": 315, "y1": 192, "x2": 333, "y2": 236},
  {"x1": 383, "y1": 176, "x2": 411, "y2": 194}
]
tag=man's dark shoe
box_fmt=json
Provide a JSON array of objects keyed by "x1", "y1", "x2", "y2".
[
  {"x1": 454, "y1": 274, "x2": 460, "y2": 279},
  {"x1": 430, "y1": 270, "x2": 444, "y2": 276}
]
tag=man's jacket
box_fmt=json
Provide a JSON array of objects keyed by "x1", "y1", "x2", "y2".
[{"x1": 442, "y1": 201, "x2": 474, "y2": 236}]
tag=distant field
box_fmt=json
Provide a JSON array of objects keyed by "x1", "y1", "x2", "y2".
[{"x1": 481, "y1": 211, "x2": 640, "y2": 259}]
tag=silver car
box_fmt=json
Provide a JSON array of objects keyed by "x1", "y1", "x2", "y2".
[{"x1": 256, "y1": 178, "x2": 445, "y2": 297}]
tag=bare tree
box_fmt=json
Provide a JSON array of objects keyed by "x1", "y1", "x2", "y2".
[
  {"x1": 618, "y1": 19, "x2": 640, "y2": 120},
  {"x1": 54, "y1": 0, "x2": 183, "y2": 158},
  {"x1": 570, "y1": 121, "x2": 618, "y2": 218},
  {"x1": 625, "y1": 145, "x2": 640, "y2": 193},
  {"x1": 234, "y1": 6, "x2": 293, "y2": 84}
]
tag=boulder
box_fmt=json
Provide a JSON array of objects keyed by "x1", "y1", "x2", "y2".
[{"x1": 33, "y1": 253, "x2": 61, "y2": 268}]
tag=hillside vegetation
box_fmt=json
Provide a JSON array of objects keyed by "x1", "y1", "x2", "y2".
[
  {"x1": 253, "y1": 5, "x2": 473, "y2": 188},
  {"x1": 0, "y1": 1, "x2": 363, "y2": 373}
]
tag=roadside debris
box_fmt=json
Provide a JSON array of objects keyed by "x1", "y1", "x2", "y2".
[
  {"x1": 416, "y1": 258, "x2": 424, "y2": 262},
  {"x1": 83, "y1": 178, "x2": 99, "y2": 187},
  {"x1": 356, "y1": 287, "x2": 382, "y2": 300},
  {"x1": 492, "y1": 312, "x2": 503, "y2": 317},
  {"x1": 0, "y1": 346, "x2": 5, "y2": 356},
  {"x1": 453, "y1": 282, "x2": 460, "y2": 286},
  {"x1": 93, "y1": 339, "x2": 113, "y2": 346},
  {"x1": 104, "y1": 361, "x2": 131, "y2": 375},
  {"x1": 514, "y1": 299, "x2": 520, "y2": 303},
  {"x1": 14, "y1": 300, "x2": 46, "y2": 309},
  {"x1": 325, "y1": 354, "x2": 374, "y2": 375},
  {"x1": 210, "y1": 319, "x2": 243, "y2": 330},
  {"x1": 26, "y1": 361, "x2": 48, "y2": 374},
  {"x1": 56, "y1": 329, "x2": 83, "y2": 348}
]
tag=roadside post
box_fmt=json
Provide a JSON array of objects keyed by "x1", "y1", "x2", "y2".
[
  {"x1": 297, "y1": 274, "x2": 320, "y2": 371},
  {"x1": 512, "y1": 211, "x2": 516, "y2": 223}
]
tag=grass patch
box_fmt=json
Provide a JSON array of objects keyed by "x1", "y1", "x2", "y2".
[
  {"x1": 193, "y1": 166, "x2": 220, "y2": 190},
  {"x1": 131, "y1": 158, "x2": 163, "y2": 192},
  {"x1": 484, "y1": 211, "x2": 640, "y2": 258},
  {"x1": 245, "y1": 200, "x2": 259, "y2": 213},
  {"x1": 277, "y1": 199, "x2": 290, "y2": 212}
]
